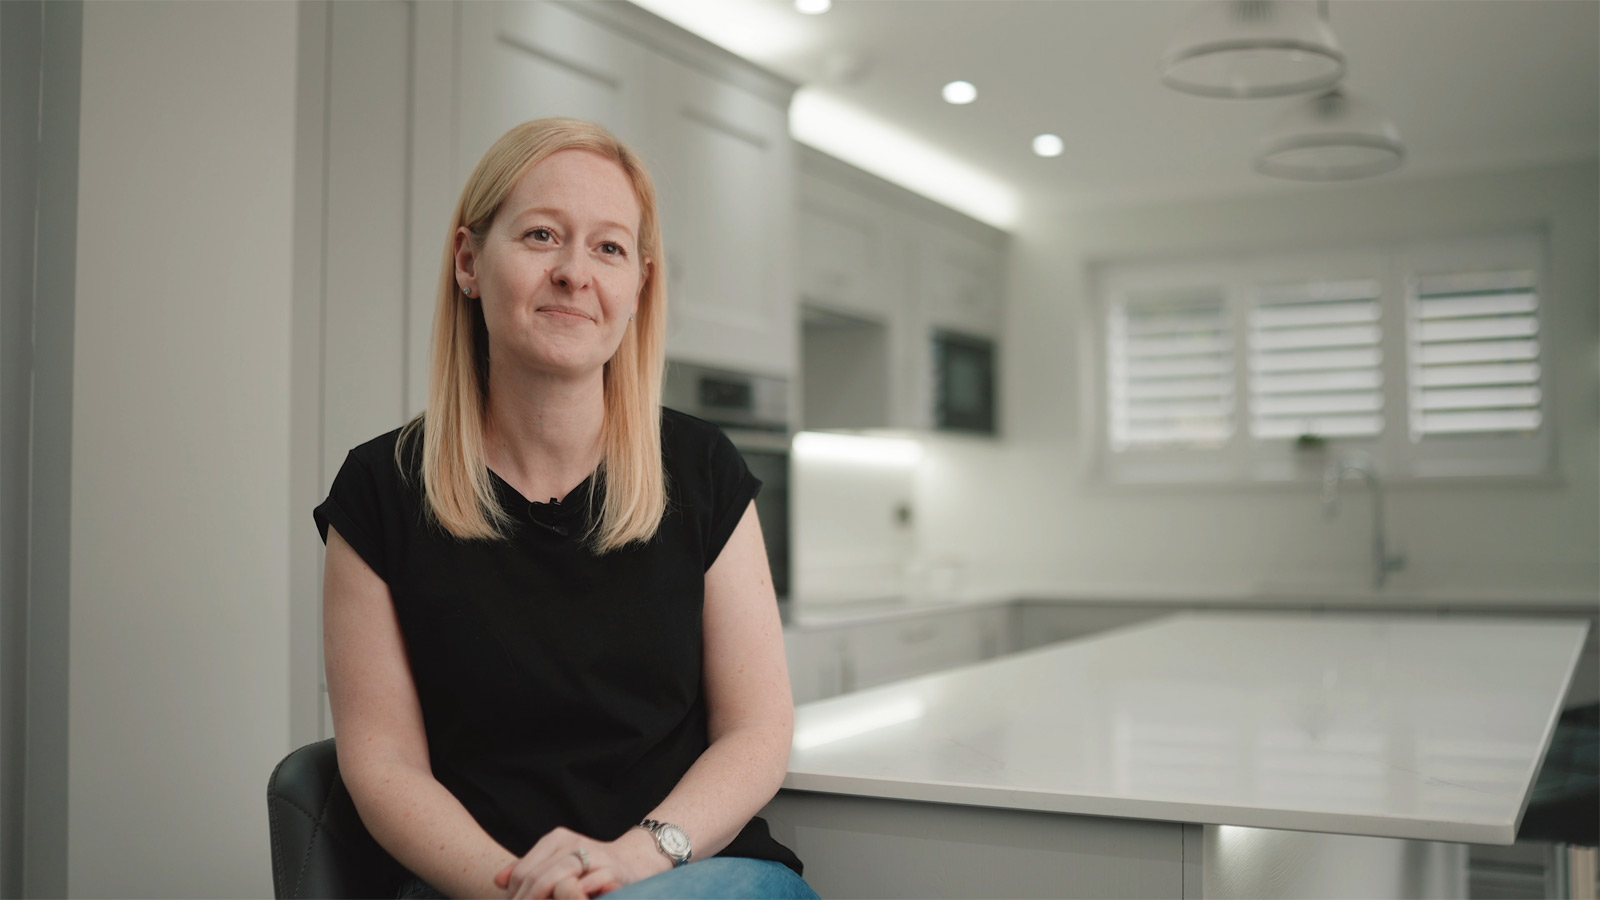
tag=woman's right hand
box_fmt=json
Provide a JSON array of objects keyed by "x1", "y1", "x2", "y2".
[{"x1": 494, "y1": 826, "x2": 666, "y2": 899}]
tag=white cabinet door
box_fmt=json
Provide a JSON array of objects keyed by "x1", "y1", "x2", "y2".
[
  {"x1": 642, "y1": 53, "x2": 796, "y2": 377},
  {"x1": 456, "y1": 1, "x2": 645, "y2": 186},
  {"x1": 787, "y1": 606, "x2": 1018, "y2": 705},
  {"x1": 849, "y1": 611, "x2": 991, "y2": 691},
  {"x1": 797, "y1": 172, "x2": 900, "y2": 322},
  {"x1": 784, "y1": 629, "x2": 850, "y2": 705},
  {"x1": 916, "y1": 221, "x2": 1005, "y2": 338}
]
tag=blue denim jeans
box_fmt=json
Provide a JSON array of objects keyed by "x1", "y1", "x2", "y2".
[
  {"x1": 396, "y1": 858, "x2": 817, "y2": 899},
  {"x1": 603, "y1": 858, "x2": 816, "y2": 899}
]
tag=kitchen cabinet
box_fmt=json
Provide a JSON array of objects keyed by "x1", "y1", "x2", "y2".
[
  {"x1": 797, "y1": 172, "x2": 902, "y2": 322},
  {"x1": 784, "y1": 605, "x2": 1011, "y2": 704},
  {"x1": 915, "y1": 220, "x2": 1005, "y2": 338},
  {"x1": 456, "y1": 2, "x2": 646, "y2": 183},
  {"x1": 850, "y1": 606, "x2": 1009, "y2": 690},
  {"x1": 640, "y1": 50, "x2": 797, "y2": 377},
  {"x1": 443, "y1": 1, "x2": 799, "y2": 378},
  {"x1": 796, "y1": 147, "x2": 1007, "y2": 432}
]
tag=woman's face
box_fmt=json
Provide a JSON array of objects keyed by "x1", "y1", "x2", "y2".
[{"x1": 455, "y1": 149, "x2": 648, "y2": 383}]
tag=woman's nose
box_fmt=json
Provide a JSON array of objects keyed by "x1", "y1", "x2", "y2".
[{"x1": 549, "y1": 247, "x2": 592, "y2": 291}]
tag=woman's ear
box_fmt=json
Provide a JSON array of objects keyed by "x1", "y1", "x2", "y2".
[
  {"x1": 638, "y1": 256, "x2": 654, "y2": 302},
  {"x1": 453, "y1": 226, "x2": 479, "y2": 296}
]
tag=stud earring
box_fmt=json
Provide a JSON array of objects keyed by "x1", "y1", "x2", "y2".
[
  {"x1": 629, "y1": 313, "x2": 636, "y2": 321},
  {"x1": 462, "y1": 286, "x2": 472, "y2": 298}
]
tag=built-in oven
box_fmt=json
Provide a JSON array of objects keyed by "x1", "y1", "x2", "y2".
[{"x1": 662, "y1": 362, "x2": 791, "y2": 620}]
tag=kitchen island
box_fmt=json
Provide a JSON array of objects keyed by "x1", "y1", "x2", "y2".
[{"x1": 761, "y1": 612, "x2": 1591, "y2": 898}]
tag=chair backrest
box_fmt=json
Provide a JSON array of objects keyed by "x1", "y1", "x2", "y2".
[{"x1": 267, "y1": 738, "x2": 408, "y2": 899}]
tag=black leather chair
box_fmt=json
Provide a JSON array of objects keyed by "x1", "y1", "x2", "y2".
[{"x1": 267, "y1": 739, "x2": 408, "y2": 899}]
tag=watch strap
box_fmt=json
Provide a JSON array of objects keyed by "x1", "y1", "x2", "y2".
[{"x1": 637, "y1": 819, "x2": 692, "y2": 867}]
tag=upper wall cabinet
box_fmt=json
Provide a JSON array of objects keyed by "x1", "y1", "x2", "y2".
[
  {"x1": 641, "y1": 51, "x2": 797, "y2": 377},
  {"x1": 796, "y1": 148, "x2": 1008, "y2": 433},
  {"x1": 917, "y1": 223, "x2": 1004, "y2": 339},
  {"x1": 457, "y1": 2, "x2": 647, "y2": 181},
  {"x1": 449, "y1": 1, "x2": 797, "y2": 378},
  {"x1": 797, "y1": 173, "x2": 900, "y2": 322}
]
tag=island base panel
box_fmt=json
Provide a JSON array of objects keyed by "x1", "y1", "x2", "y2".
[
  {"x1": 1203, "y1": 824, "x2": 1468, "y2": 900},
  {"x1": 763, "y1": 791, "x2": 1470, "y2": 899},
  {"x1": 761, "y1": 790, "x2": 1191, "y2": 899}
]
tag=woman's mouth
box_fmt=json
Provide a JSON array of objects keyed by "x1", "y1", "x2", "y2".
[{"x1": 537, "y1": 306, "x2": 592, "y2": 321}]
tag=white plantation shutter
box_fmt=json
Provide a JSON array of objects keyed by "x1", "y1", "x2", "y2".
[
  {"x1": 1108, "y1": 289, "x2": 1233, "y2": 450},
  {"x1": 1095, "y1": 234, "x2": 1549, "y2": 482},
  {"x1": 1247, "y1": 279, "x2": 1384, "y2": 439},
  {"x1": 1407, "y1": 270, "x2": 1542, "y2": 439}
]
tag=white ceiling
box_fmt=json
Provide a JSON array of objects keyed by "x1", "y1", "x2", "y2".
[{"x1": 641, "y1": 0, "x2": 1599, "y2": 213}]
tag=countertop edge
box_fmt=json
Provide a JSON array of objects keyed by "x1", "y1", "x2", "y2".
[
  {"x1": 788, "y1": 590, "x2": 1599, "y2": 630},
  {"x1": 776, "y1": 773, "x2": 1518, "y2": 845}
]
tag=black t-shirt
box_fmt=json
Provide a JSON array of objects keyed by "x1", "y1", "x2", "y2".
[{"x1": 313, "y1": 407, "x2": 801, "y2": 875}]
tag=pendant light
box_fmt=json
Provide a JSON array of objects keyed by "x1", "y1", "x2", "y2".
[
  {"x1": 1254, "y1": 89, "x2": 1404, "y2": 180},
  {"x1": 1161, "y1": 0, "x2": 1345, "y2": 99}
]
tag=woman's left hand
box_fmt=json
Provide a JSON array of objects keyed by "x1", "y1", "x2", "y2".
[{"x1": 494, "y1": 826, "x2": 664, "y2": 899}]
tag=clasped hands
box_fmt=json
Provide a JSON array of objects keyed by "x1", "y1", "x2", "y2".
[{"x1": 494, "y1": 825, "x2": 668, "y2": 899}]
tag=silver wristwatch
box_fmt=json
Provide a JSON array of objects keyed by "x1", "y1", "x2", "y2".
[{"x1": 637, "y1": 819, "x2": 692, "y2": 867}]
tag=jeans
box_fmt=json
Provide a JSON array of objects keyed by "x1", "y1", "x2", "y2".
[{"x1": 396, "y1": 858, "x2": 817, "y2": 900}]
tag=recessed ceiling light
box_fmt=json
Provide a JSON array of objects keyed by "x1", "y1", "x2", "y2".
[
  {"x1": 795, "y1": 0, "x2": 831, "y2": 14},
  {"x1": 1033, "y1": 134, "x2": 1065, "y2": 158},
  {"x1": 941, "y1": 80, "x2": 977, "y2": 105}
]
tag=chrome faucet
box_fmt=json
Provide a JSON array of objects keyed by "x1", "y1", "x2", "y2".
[{"x1": 1322, "y1": 453, "x2": 1406, "y2": 590}]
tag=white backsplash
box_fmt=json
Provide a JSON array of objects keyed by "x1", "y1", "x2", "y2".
[{"x1": 791, "y1": 438, "x2": 918, "y2": 604}]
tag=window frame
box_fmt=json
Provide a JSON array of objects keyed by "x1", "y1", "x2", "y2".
[{"x1": 1086, "y1": 231, "x2": 1554, "y2": 485}]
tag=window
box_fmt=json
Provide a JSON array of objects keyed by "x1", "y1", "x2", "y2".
[
  {"x1": 1108, "y1": 288, "x2": 1232, "y2": 450},
  {"x1": 1248, "y1": 277, "x2": 1385, "y2": 440},
  {"x1": 1406, "y1": 269, "x2": 1542, "y2": 439},
  {"x1": 1092, "y1": 233, "x2": 1550, "y2": 483}
]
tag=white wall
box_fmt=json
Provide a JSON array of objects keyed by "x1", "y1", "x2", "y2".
[
  {"x1": 915, "y1": 161, "x2": 1599, "y2": 599},
  {"x1": 792, "y1": 449, "x2": 918, "y2": 603},
  {"x1": 67, "y1": 2, "x2": 298, "y2": 895}
]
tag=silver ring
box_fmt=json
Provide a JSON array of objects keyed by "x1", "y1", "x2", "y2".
[{"x1": 573, "y1": 847, "x2": 591, "y2": 875}]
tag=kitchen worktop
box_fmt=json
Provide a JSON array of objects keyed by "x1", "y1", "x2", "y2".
[
  {"x1": 786, "y1": 585, "x2": 1600, "y2": 629},
  {"x1": 782, "y1": 611, "x2": 1591, "y2": 844}
]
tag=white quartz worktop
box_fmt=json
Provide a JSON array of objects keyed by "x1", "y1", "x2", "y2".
[
  {"x1": 783, "y1": 611, "x2": 1591, "y2": 845},
  {"x1": 786, "y1": 585, "x2": 1599, "y2": 629}
]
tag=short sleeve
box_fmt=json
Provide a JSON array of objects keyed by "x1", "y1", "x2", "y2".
[
  {"x1": 314, "y1": 451, "x2": 391, "y2": 583},
  {"x1": 703, "y1": 428, "x2": 762, "y2": 570}
]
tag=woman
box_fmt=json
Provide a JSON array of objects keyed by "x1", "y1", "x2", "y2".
[{"x1": 315, "y1": 118, "x2": 815, "y2": 900}]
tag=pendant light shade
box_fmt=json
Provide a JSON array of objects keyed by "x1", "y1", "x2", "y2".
[
  {"x1": 1255, "y1": 89, "x2": 1404, "y2": 180},
  {"x1": 1161, "y1": 0, "x2": 1345, "y2": 99}
]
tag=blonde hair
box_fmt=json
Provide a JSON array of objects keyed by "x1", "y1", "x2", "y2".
[{"x1": 398, "y1": 118, "x2": 668, "y2": 553}]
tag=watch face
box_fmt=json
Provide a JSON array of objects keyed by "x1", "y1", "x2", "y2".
[{"x1": 658, "y1": 823, "x2": 691, "y2": 859}]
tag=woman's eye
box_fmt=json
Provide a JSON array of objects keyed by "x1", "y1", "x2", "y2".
[
  {"x1": 600, "y1": 242, "x2": 626, "y2": 257},
  {"x1": 525, "y1": 227, "x2": 553, "y2": 242}
]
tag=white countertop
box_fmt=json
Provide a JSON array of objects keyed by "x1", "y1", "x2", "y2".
[
  {"x1": 787, "y1": 586, "x2": 1599, "y2": 629},
  {"x1": 783, "y1": 611, "x2": 1591, "y2": 844}
]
